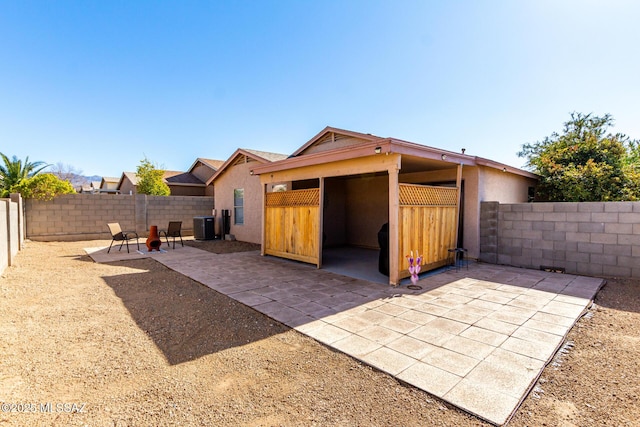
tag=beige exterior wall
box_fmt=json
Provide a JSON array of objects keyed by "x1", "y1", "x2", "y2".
[
  {"x1": 168, "y1": 185, "x2": 206, "y2": 196},
  {"x1": 213, "y1": 161, "x2": 264, "y2": 244},
  {"x1": 191, "y1": 163, "x2": 215, "y2": 183},
  {"x1": 345, "y1": 175, "x2": 389, "y2": 248},
  {"x1": 479, "y1": 166, "x2": 535, "y2": 203},
  {"x1": 323, "y1": 178, "x2": 347, "y2": 247},
  {"x1": 119, "y1": 178, "x2": 136, "y2": 195}
]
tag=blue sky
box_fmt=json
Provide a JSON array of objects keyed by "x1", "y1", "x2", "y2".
[{"x1": 2, "y1": 1, "x2": 639, "y2": 178}]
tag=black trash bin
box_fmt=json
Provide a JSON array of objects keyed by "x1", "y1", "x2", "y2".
[{"x1": 378, "y1": 223, "x2": 389, "y2": 276}]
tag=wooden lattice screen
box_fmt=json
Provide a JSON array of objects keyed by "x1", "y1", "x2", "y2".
[
  {"x1": 399, "y1": 183, "x2": 458, "y2": 206},
  {"x1": 264, "y1": 189, "x2": 320, "y2": 265},
  {"x1": 265, "y1": 189, "x2": 320, "y2": 207},
  {"x1": 398, "y1": 184, "x2": 459, "y2": 278}
]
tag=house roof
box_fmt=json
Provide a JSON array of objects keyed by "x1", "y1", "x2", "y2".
[
  {"x1": 242, "y1": 148, "x2": 289, "y2": 163},
  {"x1": 117, "y1": 170, "x2": 205, "y2": 189},
  {"x1": 205, "y1": 148, "x2": 288, "y2": 185},
  {"x1": 188, "y1": 157, "x2": 225, "y2": 173},
  {"x1": 163, "y1": 171, "x2": 205, "y2": 186},
  {"x1": 252, "y1": 126, "x2": 539, "y2": 179},
  {"x1": 101, "y1": 176, "x2": 119, "y2": 184},
  {"x1": 291, "y1": 126, "x2": 384, "y2": 157},
  {"x1": 118, "y1": 172, "x2": 138, "y2": 188}
]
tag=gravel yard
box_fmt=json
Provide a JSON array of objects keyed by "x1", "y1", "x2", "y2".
[{"x1": 1, "y1": 240, "x2": 638, "y2": 426}]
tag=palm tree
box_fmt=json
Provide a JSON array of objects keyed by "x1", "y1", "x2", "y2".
[{"x1": 0, "y1": 152, "x2": 49, "y2": 197}]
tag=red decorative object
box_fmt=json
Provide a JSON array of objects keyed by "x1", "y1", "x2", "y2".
[{"x1": 146, "y1": 225, "x2": 162, "y2": 251}]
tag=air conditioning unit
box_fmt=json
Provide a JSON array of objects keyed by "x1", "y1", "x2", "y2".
[{"x1": 193, "y1": 216, "x2": 215, "y2": 240}]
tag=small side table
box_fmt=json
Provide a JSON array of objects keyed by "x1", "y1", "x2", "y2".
[{"x1": 447, "y1": 248, "x2": 468, "y2": 271}]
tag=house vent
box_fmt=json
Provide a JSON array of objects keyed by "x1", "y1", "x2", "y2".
[{"x1": 232, "y1": 155, "x2": 246, "y2": 166}]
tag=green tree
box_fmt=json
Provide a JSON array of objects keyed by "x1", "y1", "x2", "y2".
[
  {"x1": 0, "y1": 153, "x2": 49, "y2": 197},
  {"x1": 11, "y1": 173, "x2": 75, "y2": 200},
  {"x1": 518, "y1": 113, "x2": 640, "y2": 201},
  {"x1": 136, "y1": 157, "x2": 170, "y2": 196}
]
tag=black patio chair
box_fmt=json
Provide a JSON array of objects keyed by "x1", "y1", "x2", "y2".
[
  {"x1": 159, "y1": 221, "x2": 183, "y2": 249},
  {"x1": 107, "y1": 222, "x2": 140, "y2": 253}
]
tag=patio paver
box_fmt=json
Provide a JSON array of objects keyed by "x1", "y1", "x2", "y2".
[{"x1": 87, "y1": 245, "x2": 604, "y2": 426}]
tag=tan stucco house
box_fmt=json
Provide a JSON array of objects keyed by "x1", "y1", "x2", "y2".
[
  {"x1": 206, "y1": 148, "x2": 288, "y2": 244},
  {"x1": 99, "y1": 177, "x2": 120, "y2": 194},
  {"x1": 188, "y1": 158, "x2": 225, "y2": 197},
  {"x1": 251, "y1": 126, "x2": 538, "y2": 285},
  {"x1": 117, "y1": 170, "x2": 210, "y2": 196}
]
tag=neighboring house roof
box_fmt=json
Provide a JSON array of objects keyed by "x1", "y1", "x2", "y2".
[
  {"x1": 116, "y1": 170, "x2": 205, "y2": 190},
  {"x1": 163, "y1": 171, "x2": 205, "y2": 186},
  {"x1": 252, "y1": 126, "x2": 539, "y2": 179},
  {"x1": 205, "y1": 148, "x2": 289, "y2": 185},
  {"x1": 101, "y1": 177, "x2": 119, "y2": 185},
  {"x1": 117, "y1": 172, "x2": 138, "y2": 189},
  {"x1": 188, "y1": 157, "x2": 225, "y2": 172}
]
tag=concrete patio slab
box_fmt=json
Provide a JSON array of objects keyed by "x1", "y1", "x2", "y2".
[{"x1": 86, "y1": 245, "x2": 605, "y2": 425}]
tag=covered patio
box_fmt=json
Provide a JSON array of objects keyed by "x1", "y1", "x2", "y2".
[{"x1": 253, "y1": 129, "x2": 474, "y2": 286}]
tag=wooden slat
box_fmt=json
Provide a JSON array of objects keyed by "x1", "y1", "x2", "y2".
[
  {"x1": 399, "y1": 183, "x2": 458, "y2": 206},
  {"x1": 397, "y1": 184, "x2": 458, "y2": 279},
  {"x1": 264, "y1": 189, "x2": 320, "y2": 265}
]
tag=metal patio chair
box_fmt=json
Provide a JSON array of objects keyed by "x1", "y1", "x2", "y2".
[
  {"x1": 107, "y1": 223, "x2": 140, "y2": 253},
  {"x1": 159, "y1": 221, "x2": 183, "y2": 249}
]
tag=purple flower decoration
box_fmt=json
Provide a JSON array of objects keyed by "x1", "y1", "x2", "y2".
[{"x1": 407, "y1": 250, "x2": 422, "y2": 286}]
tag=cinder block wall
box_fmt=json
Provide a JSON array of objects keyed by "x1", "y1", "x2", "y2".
[
  {"x1": 480, "y1": 201, "x2": 640, "y2": 278},
  {"x1": 1, "y1": 196, "x2": 23, "y2": 274},
  {"x1": 1, "y1": 200, "x2": 9, "y2": 274},
  {"x1": 26, "y1": 194, "x2": 214, "y2": 241}
]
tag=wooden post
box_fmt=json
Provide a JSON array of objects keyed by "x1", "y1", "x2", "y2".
[
  {"x1": 389, "y1": 165, "x2": 400, "y2": 286},
  {"x1": 261, "y1": 183, "x2": 266, "y2": 256},
  {"x1": 318, "y1": 177, "x2": 324, "y2": 268},
  {"x1": 454, "y1": 163, "x2": 463, "y2": 249}
]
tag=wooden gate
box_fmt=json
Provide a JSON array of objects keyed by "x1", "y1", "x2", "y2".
[
  {"x1": 264, "y1": 189, "x2": 320, "y2": 265},
  {"x1": 398, "y1": 184, "x2": 458, "y2": 278}
]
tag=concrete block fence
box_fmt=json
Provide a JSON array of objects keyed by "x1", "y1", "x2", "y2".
[
  {"x1": 480, "y1": 201, "x2": 640, "y2": 278},
  {"x1": 25, "y1": 194, "x2": 214, "y2": 241},
  {"x1": 1, "y1": 194, "x2": 24, "y2": 275}
]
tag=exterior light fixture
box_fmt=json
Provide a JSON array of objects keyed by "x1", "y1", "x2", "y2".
[
  {"x1": 250, "y1": 170, "x2": 254, "y2": 175},
  {"x1": 375, "y1": 146, "x2": 382, "y2": 154},
  {"x1": 441, "y1": 154, "x2": 447, "y2": 160},
  {"x1": 461, "y1": 148, "x2": 466, "y2": 154},
  {"x1": 502, "y1": 167, "x2": 507, "y2": 173}
]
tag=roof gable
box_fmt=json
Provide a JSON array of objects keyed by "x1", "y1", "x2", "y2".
[
  {"x1": 291, "y1": 126, "x2": 383, "y2": 157},
  {"x1": 188, "y1": 157, "x2": 225, "y2": 173},
  {"x1": 206, "y1": 148, "x2": 288, "y2": 185}
]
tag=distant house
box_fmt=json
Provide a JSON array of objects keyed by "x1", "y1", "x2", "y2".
[
  {"x1": 251, "y1": 126, "x2": 539, "y2": 285},
  {"x1": 162, "y1": 171, "x2": 206, "y2": 196},
  {"x1": 117, "y1": 172, "x2": 138, "y2": 195},
  {"x1": 116, "y1": 170, "x2": 207, "y2": 196},
  {"x1": 206, "y1": 148, "x2": 288, "y2": 243},
  {"x1": 188, "y1": 158, "x2": 225, "y2": 197},
  {"x1": 99, "y1": 177, "x2": 120, "y2": 194}
]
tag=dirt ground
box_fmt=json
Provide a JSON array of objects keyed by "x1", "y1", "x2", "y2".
[{"x1": 0, "y1": 239, "x2": 638, "y2": 426}]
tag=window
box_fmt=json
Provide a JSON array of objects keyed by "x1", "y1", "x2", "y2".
[{"x1": 234, "y1": 188, "x2": 244, "y2": 225}]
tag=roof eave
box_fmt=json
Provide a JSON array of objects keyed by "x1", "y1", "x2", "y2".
[
  {"x1": 205, "y1": 148, "x2": 271, "y2": 186},
  {"x1": 290, "y1": 126, "x2": 384, "y2": 157}
]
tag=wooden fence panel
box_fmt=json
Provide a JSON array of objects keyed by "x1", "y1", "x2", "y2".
[
  {"x1": 398, "y1": 184, "x2": 458, "y2": 278},
  {"x1": 264, "y1": 189, "x2": 319, "y2": 265}
]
